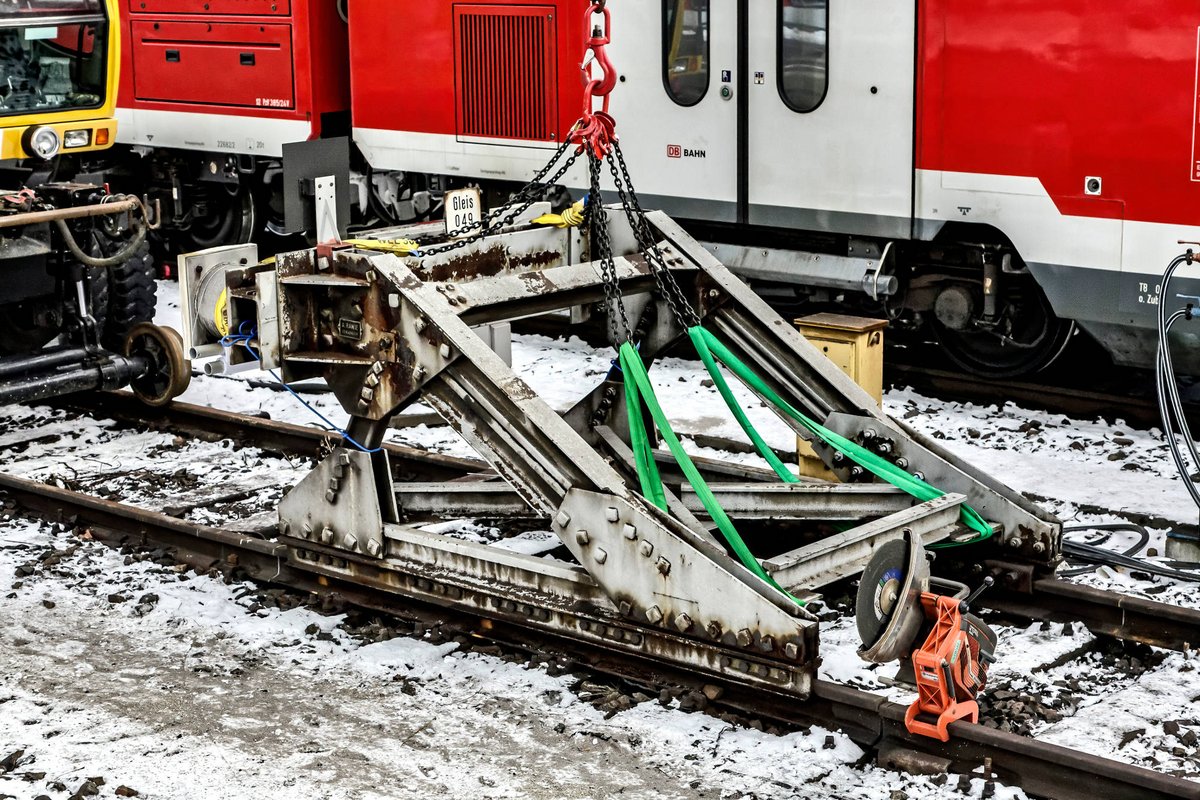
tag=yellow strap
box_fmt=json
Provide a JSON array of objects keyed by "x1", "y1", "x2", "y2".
[
  {"x1": 345, "y1": 238, "x2": 421, "y2": 255},
  {"x1": 532, "y1": 200, "x2": 585, "y2": 228}
]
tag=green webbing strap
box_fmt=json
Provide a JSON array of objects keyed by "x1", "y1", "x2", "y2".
[
  {"x1": 688, "y1": 327, "x2": 800, "y2": 485},
  {"x1": 687, "y1": 326, "x2": 993, "y2": 546},
  {"x1": 618, "y1": 343, "x2": 802, "y2": 602},
  {"x1": 622, "y1": 353, "x2": 668, "y2": 510}
]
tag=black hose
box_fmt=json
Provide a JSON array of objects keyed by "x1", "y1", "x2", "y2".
[
  {"x1": 1059, "y1": 522, "x2": 1200, "y2": 582},
  {"x1": 54, "y1": 216, "x2": 147, "y2": 268},
  {"x1": 1059, "y1": 522, "x2": 1150, "y2": 577},
  {"x1": 1155, "y1": 253, "x2": 1200, "y2": 511}
]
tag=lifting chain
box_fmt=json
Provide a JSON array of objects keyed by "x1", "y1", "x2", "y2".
[
  {"x1": 400, "y1": 0, "x2": 698, "y2": 351},
  {"x1": 412, "y1": 140, "x2": 579, "y2": 259},
  {"x1": 608, "y1": 141, "x2": 700, "y2": 331},
  {"x1": 586, "y1": 150, "x2": 632, "y2": 345}
]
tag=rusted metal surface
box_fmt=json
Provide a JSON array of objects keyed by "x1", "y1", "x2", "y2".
[
  {"x1": 0, "y1": 196, "x2": 139, "y2": 229},
  {"x1": 806, "y1": 682, "x2": 1200, "y2": 800}
]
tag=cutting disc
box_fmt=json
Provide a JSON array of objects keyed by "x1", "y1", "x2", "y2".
[
  {"x1": 856, "y1": 530, "x2": 930, "y2": 663},
  {"x1": 856, "y1": 538, "x2": 911, "y2": 645}
]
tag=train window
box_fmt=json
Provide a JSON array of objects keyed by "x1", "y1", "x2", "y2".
[
  {"x1": 663, "y1": 0, "x2": 709, "y2": 107},
  {"x1": 778, "y1": 0, "x2": 828, "y2": 113}
]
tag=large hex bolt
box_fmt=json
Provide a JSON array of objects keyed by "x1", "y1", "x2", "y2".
[
  {"x1": 645, "y1": 605, "x2": 664, "y2": 625},
  {"x1": 736, "y1": 628, "x2": 754, "y2": 648},
  {"x1": 674, "y1": 613, "x2": 693, "y2": 632}
]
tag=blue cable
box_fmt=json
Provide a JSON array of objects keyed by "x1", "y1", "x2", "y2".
[{"x1": 220, "y1": 324, "x2": 382, "y2": 453}]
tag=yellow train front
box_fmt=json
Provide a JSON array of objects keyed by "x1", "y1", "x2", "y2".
[{"x1": 0, "y1": 0, "x2": 187, "y2": 407}]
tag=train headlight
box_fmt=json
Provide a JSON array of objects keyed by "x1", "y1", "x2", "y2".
[
  {"x1": 63, "y1": 129, "x2": 91, "y2": 149},
  {"x1": 23, "y1": 127, "x2": 60, "y2": 160}
]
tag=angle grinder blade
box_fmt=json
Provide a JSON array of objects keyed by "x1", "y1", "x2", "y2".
[{"x1": 856, "y1": 538, "x2": 912, "y2": 648}]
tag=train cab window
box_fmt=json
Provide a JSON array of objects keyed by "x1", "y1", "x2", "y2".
[
  {"x1": 0, "y1": 0, "x2": 108, "y2": 117},
  {"x1": 663, "y1": 0, "x2": 709, "y2": 106},
  {"x1": 778, "y1": 0, "x2": 828, "y2": 113}
]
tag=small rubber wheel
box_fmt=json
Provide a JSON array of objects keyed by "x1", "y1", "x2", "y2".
[{"x1": 124, "y1": 323, "x2": 191, "y2": 406}]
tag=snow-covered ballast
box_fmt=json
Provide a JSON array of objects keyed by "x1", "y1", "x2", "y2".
[{"x1": 175, "y1": 203, "x2": 1060, "y2": 701}]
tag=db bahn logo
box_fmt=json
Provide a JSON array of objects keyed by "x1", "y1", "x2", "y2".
[
  {"x1": 667, "y1": 144, "x2": 706, "y2": 159},
  {"x1": 667, "y1": 144, "x2": 682, "y2": 158}
]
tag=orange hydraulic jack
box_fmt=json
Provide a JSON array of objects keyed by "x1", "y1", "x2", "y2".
[{"x1": 904, "y1": 579, "x2": 997, "y2": 742}]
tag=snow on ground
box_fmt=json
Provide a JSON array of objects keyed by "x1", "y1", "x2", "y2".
[
  {"x1": 0, "y1": 516, "x2": 1014, "y2": 800},
  {"x1": 1, "y1": 280, "x2": 1199, "y2": 797}
]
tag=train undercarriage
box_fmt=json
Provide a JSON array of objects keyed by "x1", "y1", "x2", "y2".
[
  {"x1": 0, "y1": 179, "x2": 188, "y2": 406},
  {"x1": 106, "y1": 141, "x2": 1082, "y2": 380}
]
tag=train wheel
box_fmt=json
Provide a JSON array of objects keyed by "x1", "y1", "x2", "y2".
[
  {"x1": 931, "y1": 277, "x2": 1075, "y2": 378},
  {"x1": 176, "y1": 186, "x2": 256, "y2": 253},
  {"x1": 124, "y1": 323, "x2": 190, "y2": 406}
]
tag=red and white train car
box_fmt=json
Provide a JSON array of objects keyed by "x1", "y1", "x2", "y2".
[
  {"x1": 115, "y1": 0, "x2": 347, "y2": 155},
  {"x1": 110, "y1": 0, "x2": 1200, "y2": 376}
]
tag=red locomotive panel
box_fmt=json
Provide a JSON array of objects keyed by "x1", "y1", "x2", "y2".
[
  {"x1": 918, "y1": 0, "x2": 1200, "y2": 228},
  {"x1": 117, "y1": 0, "x2": 348, "y2": 153},
  {"x1": 107, "y1": 0, "x2": 1200, "y2": 375},
  {"x1": 130, "y1": 20, "x2": 295, "y2": 108},
  {"x1": 350, "y1": 0, "x2": 585, "y2": 143},
  {"x1": 454, "y1": 4, "x2": 558, "y2": 142},
  {"x1": 128, "y1": 0, "x2": 290, "y2": 15}
]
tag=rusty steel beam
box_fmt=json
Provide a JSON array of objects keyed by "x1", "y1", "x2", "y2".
[{"x1": 0, "y1": 196, "x2": 140, "y2": 229}]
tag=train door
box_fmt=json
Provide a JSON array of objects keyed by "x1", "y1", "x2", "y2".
[
  {"x1": 607, "y1": 1, "x2": 914, "y2": 235},
  {"x1": 606, "y1": 1, "x2": 739, "y2": 222},
  {"x1": 745, "y1": 0, "x2": 917, "y2": 238}
]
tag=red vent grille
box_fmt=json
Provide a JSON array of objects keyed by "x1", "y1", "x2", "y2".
[{"x1": 455, "y1": 5, "x2": 557, "y2": 142}]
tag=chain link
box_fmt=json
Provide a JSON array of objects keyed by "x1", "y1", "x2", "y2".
[
  {"x1": 588, "y1": 150, "x2": 632, "y2": 345},
  {"x1": 608, "y1": 141, "x2": 700, "y2": 330},
  {"x1": 389, "y1": 130, "x2": 692, "y2": 347},
  {"x1": 413, "y1": 140, "x2": 577, "y2": 258}
]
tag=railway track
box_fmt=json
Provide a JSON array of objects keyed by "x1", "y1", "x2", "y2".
[
  {"x1": 1, "y1": 394, "x2": 1198, "y2": 799},
  {"x1": 886, "y1": 362, "x2": 1199, "y2": 434}
]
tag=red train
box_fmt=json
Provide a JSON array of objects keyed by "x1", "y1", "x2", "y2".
[{"x1": 100, "y1": 0, "x2": 1200, "y2": 376}]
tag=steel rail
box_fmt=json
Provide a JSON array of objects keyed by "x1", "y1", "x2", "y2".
[
  {"x1": 52, "y1": 392, "x2": 1200, "y2": 654},
  {"x1": 0, "y1": 469, "x2": 1194, "y2": 800},
  {"x1": 983, "y1": 578, "x2": 1199, "y2": 651},
  {"x1": 53, "y1": 392, "x2": 487, "y2": 481},
  {"x1": 886, "y1": 362, "x2": 1197, "y2": 434}
]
